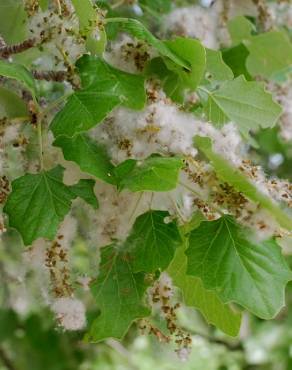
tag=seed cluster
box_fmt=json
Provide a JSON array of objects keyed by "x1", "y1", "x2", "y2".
[
  {"x1": 145, "y1": 275, "x2": 192, "y2": 360},
  {"x1": 45, "y1": 235, "x2": 73, "y2": 298}
]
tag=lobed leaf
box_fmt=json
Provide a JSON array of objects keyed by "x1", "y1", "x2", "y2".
[
  {"x1": 204, "y1": 49, "x2": 234, "y2": 83},
  {"x1": 168, "y1": 239, "x2": 241, "y2": 337},
  {"x1": 50, "y1": 55, "x2": 146, "y2": 138},
  {"x1": 70, "y1": 179, "x2": 98, "y2": 209},
  {"x1": 227, "y1": 16, "x2": 254, "y2": 45},
  {"x1": 203, "y1": 76, "x2": 282, "y2": 136},
  {"x1": 186, "y1": 216, "x2": 292, "y2": 319},
  {"x1": 222, "y1": 43, "x2": 252, "y2": 80},
  {"x1": 164, "y1": 38, "x2": 206, "y2": 90},
  {"x1": 87, "y1": 245, "x2": 151, "y2": 342},
  {"x1": 4, "y1": 166, "x2": 75, "y2": 245},
  {"x1": 125, "y1": 210, "x2": 182, "y2": 273},
  {"x1": 245, "y1": 31, "x2": 292, "y2": 79},
  {"x1": 54, "y1": 134, "x2": 116, "y2": 185},
  {"x1": 4, "y1": 166, "x2": 98, "y2": 245},
  {"x1": 116, "y1": 155, "x2": 183, "y2": 192}
]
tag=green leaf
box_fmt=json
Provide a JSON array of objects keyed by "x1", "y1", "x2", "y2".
[
  {"x1": 222, "y1": 43, "x2": 252, "y2": 80},
  {"x1": 71, "y1": 0, "x2": 96, "y2": 30},
  {"x1": 71, "y1": 0, "x2": 106, "y2": 55},
  {"x1": 203, "y1": 76, "x2": 282, "y2": 136},
  {"x1": 204, "y1": 94, "x2": 228, "y2": 126},
  {"x1": 116, "y1": 155, "x2": 183, "y2": 192},
  {"x1": 163, "y1": 38, "x2": 206, "y2": 90},
  {"x1": 70, "y1": 179, "x2": 98, "y2": 209},
  {"x1": 186, "y1": 216, "x2": 292, "y2": 319},
  {"x1": 244, "y1": 31, "x2": 292, "y2": 79},
  {"x1": 4, "y1": 166, "x2": 77, "y2": 245},
  {"x1": 0, "y1": 87, "x2": 28, "y2": 118},
  {"x1": 167, "y1": 240, "x2": 241, "y2": 337},
  {"x1": 87, "y1": 245, "x2": 151, "y2": 342},
  {"x1": 139, "y1": 0, "x2": 172, "y2": 14},
  {"x1": 0, "y1": 60, "x2": 37, "y2": 99},
  {"x1": 125, "y1": 210, "x2": 182, "y2": 273},
  {"x1": 107, "y1": 18, "x2": 190, "y2": 70},
  {"x1": 195, "y1": 136, "x2": 292, "y2": 231},
  {"x1": 0, "y1": 0, "x2": 27, "y2": 44},
  {"x1": 227, "y1": 16, "x2": 254, "y2": 45},
  {"x1": 50, "y1": 55, "x2": 146, "y2": 137},
  {"x1": 39, "y1": 0, "x2": 49, "y2": 10},
  {"x1": 144, "y1": 58, "x2": 184, "y2": 103},
  {"x1": 163, "y1": 73, "x2": 184, "y2": 103},
  {"x1": 53, "y1": 134, "x2": 116, "y2": 184},
  {"x1": 145, "y1": 39, "x2": 205, "y2": 103},
  {"x1": 204, "y1": 49, "x2": 234, "y2": 83},
  {"x1": 76, "y1": 55, "x2": 146, "y2": 110}
]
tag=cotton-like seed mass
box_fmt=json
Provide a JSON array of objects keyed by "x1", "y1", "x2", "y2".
[
  {"x1": 52, "y1": 297, "x2": 86, "y2": 330},
  {"x1": 163, "y1": 5, "x2": 220, "y2": 49}
]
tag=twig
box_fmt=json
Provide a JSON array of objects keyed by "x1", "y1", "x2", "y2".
[
  {"x1": 0, "y1": 39, "x2": 36, "y2": 58},
  {"x1": 32, "y1": 70, "x2": 68, "y2": 82}
]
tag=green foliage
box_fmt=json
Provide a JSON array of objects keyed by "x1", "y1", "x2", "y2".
[
  {"x1": 0, "y1": 0, "x2": 27, "y2": 44},
  {"x1": 116, "y1": 155, "x2": 183, "y2": 192},
  {"x1": 0, "y1": 60, "x2": 37, "y2": 99},
  {"x1": 125, "y1": 210, "x2": 182, "y2": 272},
  {"x1": 54, "y1": 134, "x2": 116, "y2": 184},
  {"x1": 71, "y1": 0, "x2": 97, "y2": 30},
  {"x1": 186, "y1": 216, "x2": 292, "y2": 319},
  {"x1": 227, "y1": 16, "x2": 255, "y2": 45},
  {"x1": 2, "y1": 0, "x2": 292, "y2": 360},
  {"x1": 139, "y1": 0, "x2": 172, "y2": 14},
  {"x1": 164, "y1": 38, "x2": 206, "y2": 90},
  {"x1": 227, "y1": 17, "x2": 292, "y2": 79},
  {"x1": 222, "y1": 43, "x2": 252, "y2": 79},
  {"x1": 245, "y1": 31, "x2": 292, "y2": 79},
  {"x1": 70, "y1": 179, "x2": 99, "y2": 209},
  {"x1": 39, "y1": 0, "x2": 49, "y2": 10},
  {"x1": 51, "y1": 55, "x2": 146, "y2": 137},
  {"x1": 0, "y1": 86, "x2": 28, "y2": 118},
  {"x1": 71, "y1": 0, "x2": 107, "y2": 55},
  {"x1": 4, "y1": 166, "x2": 97, "y2": 245},
  {"x1": 168, "y1": 239, "x2": 242, "y2": 337},
  {"x1": 146, "y1": 38, "x2": 205, "y2": 102},
  {"x1": 204, "y1": 49, "x2": 234, "y2": 83},
  {"x1": 88, "y1": 245, "x2": 151, "y2": 342},
  {"x1": 203, "y1": 76, "x2": 282, "y2": 136}
]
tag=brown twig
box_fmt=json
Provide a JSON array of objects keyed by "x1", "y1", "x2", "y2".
[
  {"x1": 0, "y1": 38, "x2": 36, "y2": 58},
  {"x1": 32, "y1": 70, "x2": 68, "y2": 82}
]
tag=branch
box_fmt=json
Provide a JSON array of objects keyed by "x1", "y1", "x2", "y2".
[
  {"x1": 0, "y1": 39, "x2": 36, "y2": 58},
  {"x1": 32, "y1": 70, "x2": 68, "y2": 82}
]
